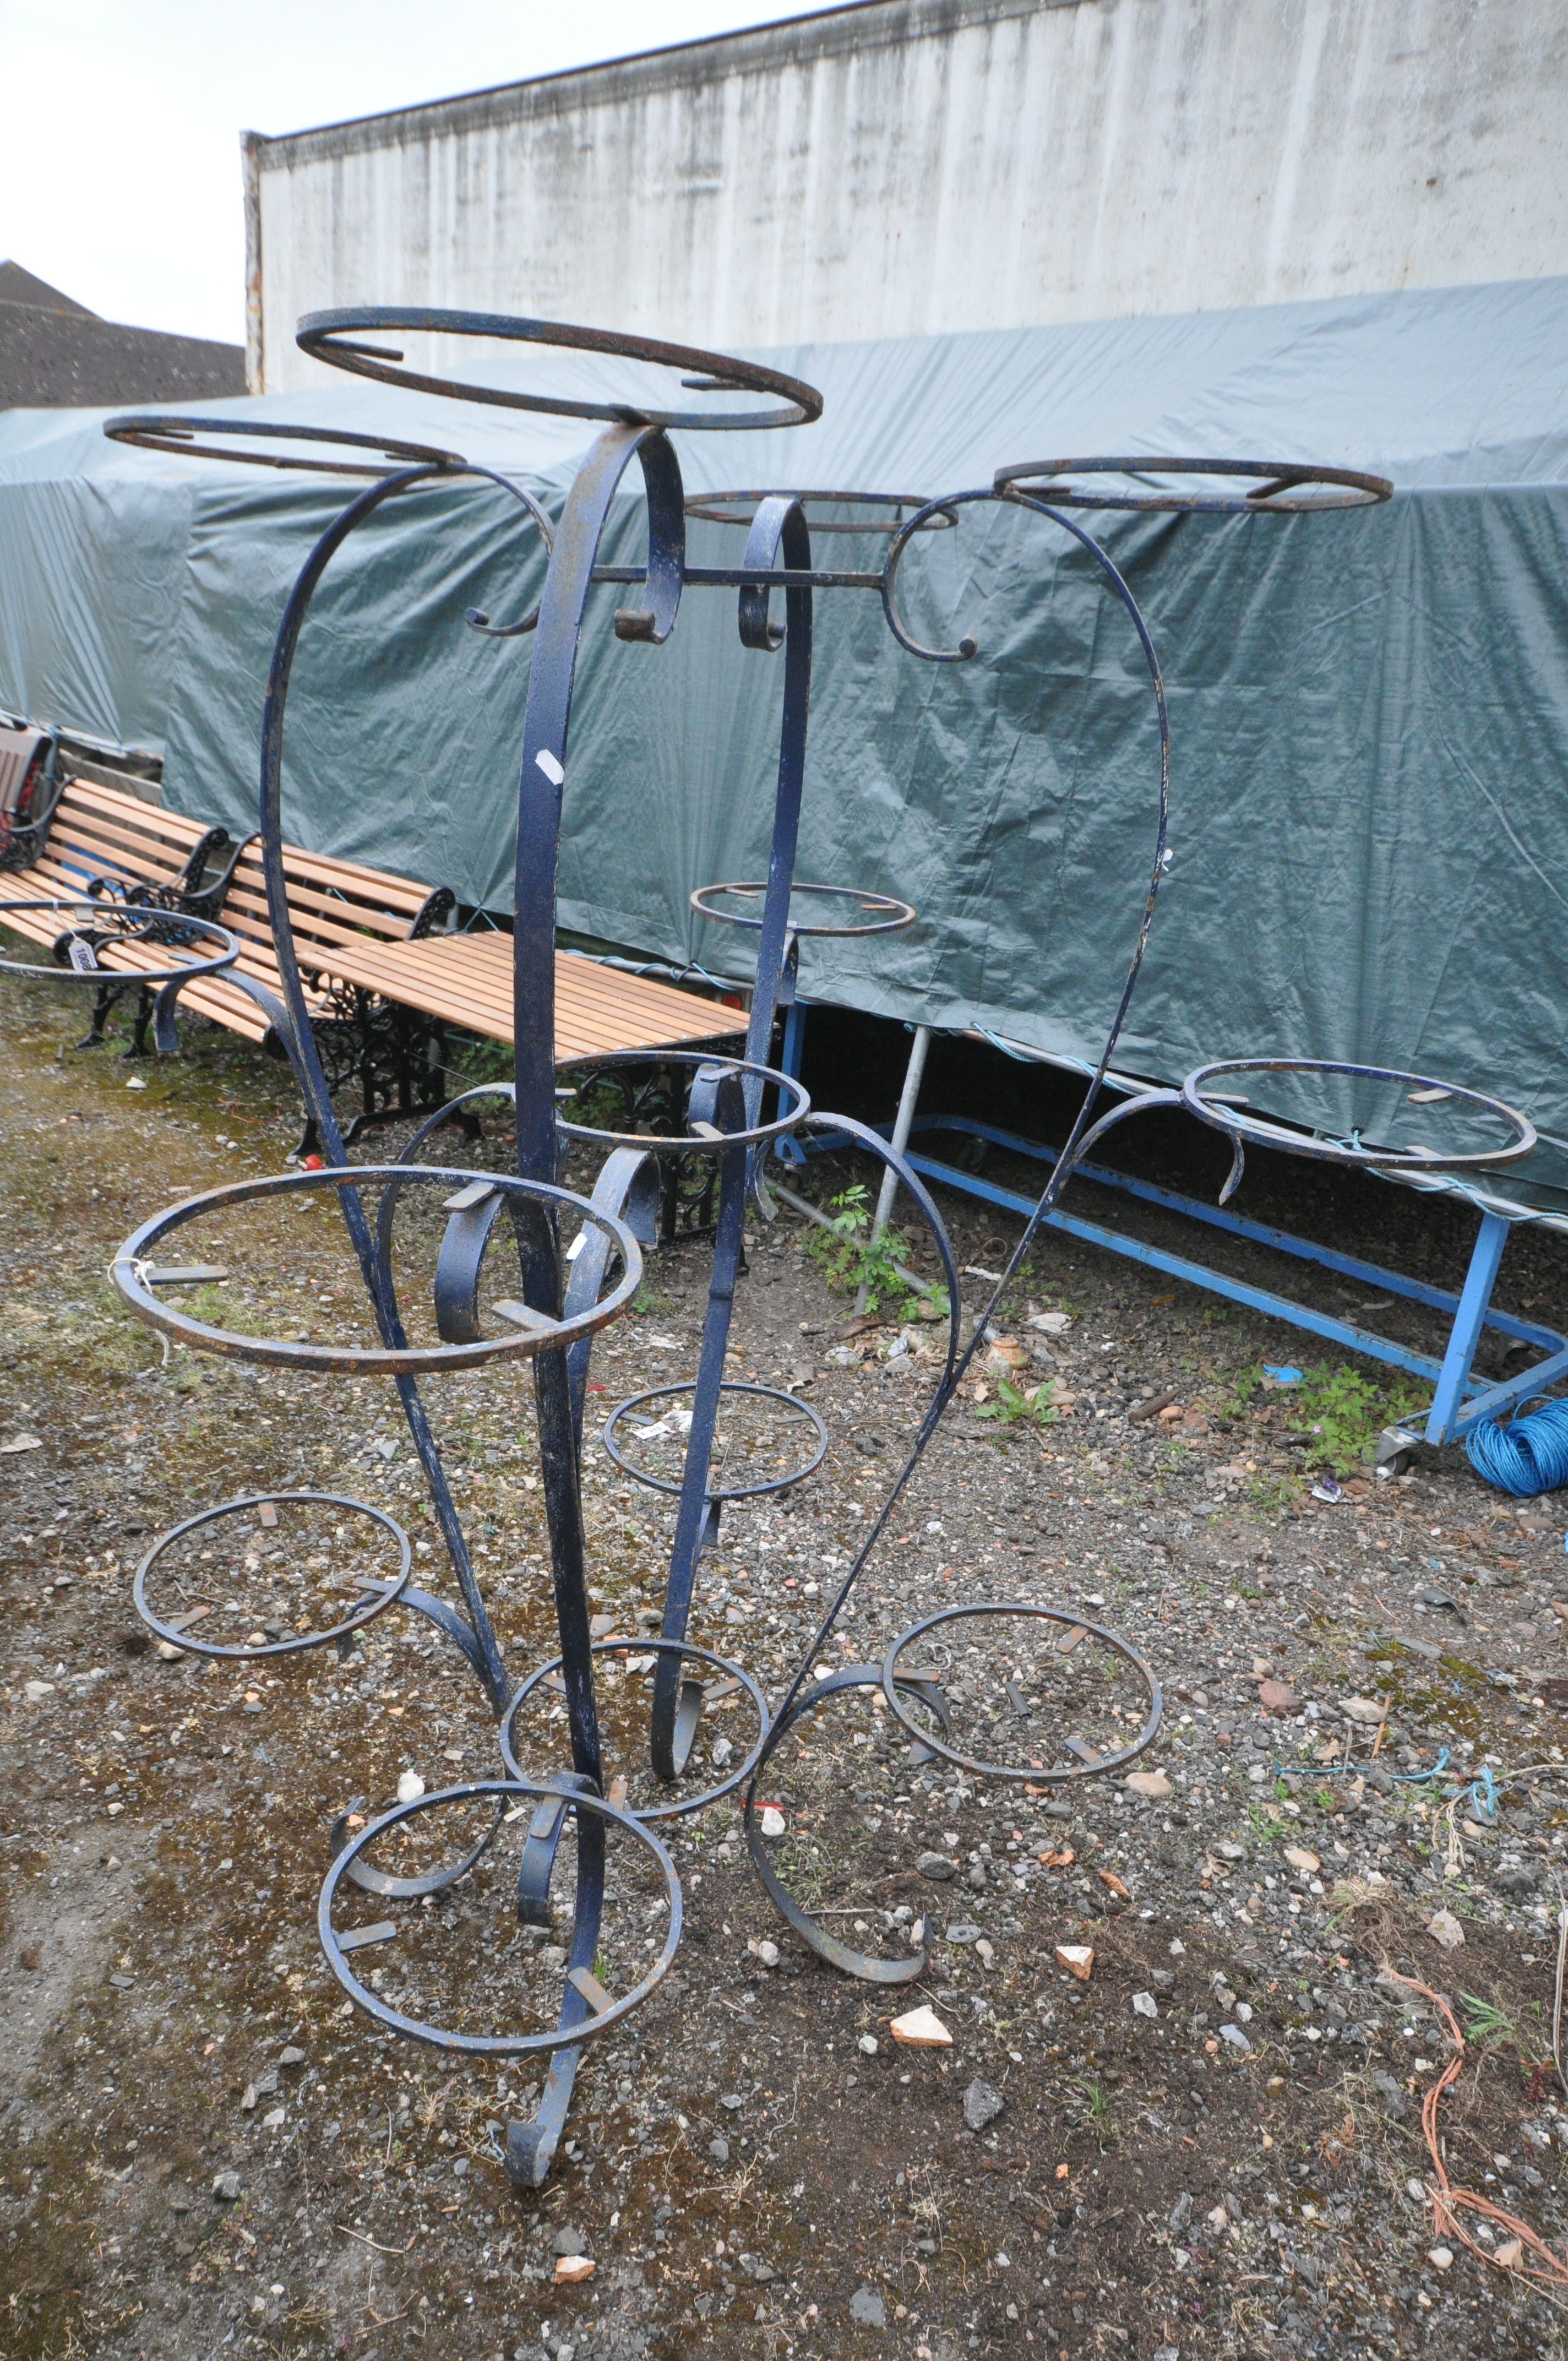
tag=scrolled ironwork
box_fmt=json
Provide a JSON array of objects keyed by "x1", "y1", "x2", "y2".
[
  {"x1": 499, "y1": 1636, "x2": 771, "y2": 1821},
  {"x1": 95, "y1": 299, "x2": 1389, "y2": 2187}
]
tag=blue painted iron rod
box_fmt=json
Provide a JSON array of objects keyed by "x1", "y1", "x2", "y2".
[
  {"x1": 907, "y1": 1114, "x2": 1562, "y2": 1350},
  {"x1": 1433, "y1": 1346, "x2": 1568, "y2": 1435},
  {"x1": 897, "y1": 1151, "x2": 1455, "y2": 1375},
  {"x1": 801, "y1": 1122, "x2": 1567, "y2": 1439},
  {"x1": 1423, "y1": 1211, "x2": 1510, "y2": 1444}
]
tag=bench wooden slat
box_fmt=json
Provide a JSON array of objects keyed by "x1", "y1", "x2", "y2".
[
  {"x1": 46, "y1": 804, "x2": 205, "y2": 864},
  {"x1": 227, "y1": 839, "x2": 435, "y2": 908},
  {"x1": 226, "y1": 832, "x2": 434, "y2": 889},
  {"x1": 215, "y1": 877, "x2": 424, "y2": 954},
  {"x1": 2, "y1": 773, "x2": 744, "y2": 1075},
  {"x1": 320, "y1": 934, "x2": 741, "y2": 1059},
  {"x1": 225, "y1": 846, "x2": 435, "y2": 913},
  {"x1": 50, "y1": 779, "x2": 207, "y2": 839}
]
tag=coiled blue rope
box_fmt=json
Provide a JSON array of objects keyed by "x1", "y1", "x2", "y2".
[{"x1": 1464, "y1": 1393, "x2": 1568, "y2": 1495}]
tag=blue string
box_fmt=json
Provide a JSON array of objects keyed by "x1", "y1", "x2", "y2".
[
  {"x1": 1274, "y1": 1747, "x2": 1499, "y2": 1826},
  {"x1": 1390, "y1": 1748, "x2": 1450, "y2": 1785},
  {"x1": 1452, "y1": 1762, "x2": 1499, "y2": 1824},
  {"x1": 1464, "y1": 1392, "x2": 1568, "y2": 1496},
  {"x1": 1272, "y1": 1745, "x2": 1451, "y2": 1783}
]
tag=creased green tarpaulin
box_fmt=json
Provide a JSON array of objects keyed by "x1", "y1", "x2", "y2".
[{"x1": 1, "y1": 278, "x2": 1565, "y2": 1202}]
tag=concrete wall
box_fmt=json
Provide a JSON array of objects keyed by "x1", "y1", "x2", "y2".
[{"x1": 246, "y1": 0, "x2": 1568, "y2": 391}]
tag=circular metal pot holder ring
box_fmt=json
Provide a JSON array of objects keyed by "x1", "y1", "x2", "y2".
[
  {"x1": 296, "y1": 307, "x2": 823, "y2": 434},
  {"x1": 132, "y1": 1490, "x2": 412, "y2": 1661},
  {"x1": 684, "y1": 488, "x2": 957, "y2": 536},
  {"x1": 102, "y1": 413, "x2": 469, "y2": 476},
  {"x1": 319, "y1": 1777, "x2": 682, "y2": 2066},
  {"x1": 743, "y1": 1663, "x2": 955, "y2": 1983},
  {"x1": 992, "y1": 455, "x2": 1393, "y2": 513},
  {"x1": 1179, "y1": 1059, "x2": 1536, "y2": 1193},
  {"x1": 499, "y1": 1638, "x2": 771, "y2": 1821},
  {"x1": 690, "y1": 880, "x2": 916, "y2": 940},
  {"x1": 600, "y1": 1384, "x2": 828, "y2": 1781},
  {"x1": 881, "y1": 1603, "x2": 1163, "y2": 1785},
  {"x1": 0, "y1": 897, "x2": 240, "y2": 981},
  {"x1": 603, "y1": 1380, "x2": 829, "y2": 1501},
  {"x1": 0, "y1": 900, "x2": 241, "y2": 1058},
  {"x1": 554, "y1": 1048, "x2": 811, "y2": 1156},
  {"x1": 110, "y1": 1163, "x2": 643, "y2": 1376}
]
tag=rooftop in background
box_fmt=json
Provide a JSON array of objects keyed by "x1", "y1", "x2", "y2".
[{"x1": 0, "y1": 261, "x2": 243, "y2": 412}]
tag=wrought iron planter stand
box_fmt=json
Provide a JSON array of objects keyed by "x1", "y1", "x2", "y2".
[{"x1": 102, "y1": 347, "x2": 1392, "y2": 2184}]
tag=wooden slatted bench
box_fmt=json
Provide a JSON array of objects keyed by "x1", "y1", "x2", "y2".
[
  {"x1": 1, "y1": 776, "x2": 744, "y2": 1149},
  {"x1": 309, "y1": 925, "x2": 741, "y2": 1064},
  {"x1": 1, "y1": 773, "x2": 242, "y2": 926}
]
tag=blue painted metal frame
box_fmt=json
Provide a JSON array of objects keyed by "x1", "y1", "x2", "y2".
[{"x1": 780, "y1": 1081, "x2": 1568, "y2": 1445}]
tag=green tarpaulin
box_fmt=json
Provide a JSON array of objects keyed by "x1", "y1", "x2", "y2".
[{"x1": 1, "y1": 279, "x2": 1566, "y2": 1199}]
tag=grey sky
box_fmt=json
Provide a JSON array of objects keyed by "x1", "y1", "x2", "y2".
[{"x1": 0, "y1": 0, "x2": 805, "y2": 345}]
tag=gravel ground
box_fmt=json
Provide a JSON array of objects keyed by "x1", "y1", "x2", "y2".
[{"x1": 3, "y1": 977, "x2": 1568, "y2": 2361}]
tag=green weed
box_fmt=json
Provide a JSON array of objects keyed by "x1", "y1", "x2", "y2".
[
  {"x1": 454, "y1": 1032, "x2": 515, "y2": 1087},
  {"x1": 973, "y1": 1373, "x2": 1058, "y2": 1429},
  {"x1": 1284, "y1": 1363, "x2": 1427, "y2": 1475},
  {"x1": 1458, "y1": 1993, "x2": 1517, "y2": 2047},
  {"x1": 1070, "y1": 2077, "x2": 1116, "y2": 2148},
  {"x1": 804, "y1": 1184, "x2": 921, "y2": 1316},
  {"x1": 1246, "y1": 1471, "x2": 1303, "y2": 1516},
  {"x1": 1222, "y1": 1366, "x2": 1264, "y2": 1417},
  {"x1": 182, "y1": 1282, "x2": 268, "y2": 1336}
]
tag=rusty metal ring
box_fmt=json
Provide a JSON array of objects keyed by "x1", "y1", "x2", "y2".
[
  {"x1": 555, "y1": 1049, "x2": 810, "y2": 1154},
  {"x1": 602, "y1": 1380, "x2": 828, "y2": 1500},
  {"x1": 684, "y1": 488, "x2": 956, "y2": 533},
  {"x1": 881, "y1": 1602, "x2": 1162, "y2": 1783},
  {"x1": 318, "y1": 1778, "x2": 682, "y2": 2058},
  {"x1": 132, "y1": 1490, "x2": 412, "y2": 1661},
  {"x1": 0, "y1": 899, "x2": 241, "y2": 986},
  {"x1": 690, "y1": 882, "x2": 916, "y2": 939},
  {"x1": 296, "y1": 308, "x2": 822, "y2": 433},
  {"x1": 1181, "y1": 1059, "x2": 1536, "y2": 1172},
  {"x1": 992, "y1": 455, "x2": 1392, "y2": 513},
  {"x1": 102, "y1": 414, "x2": 469, "y2": 477},
  {"x1": 499, "y1": 1638, "x2": 770, "y2": 1820},
  {"x1": 110, "y1": 1163, "x2": 641, "y2": 1374}
]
